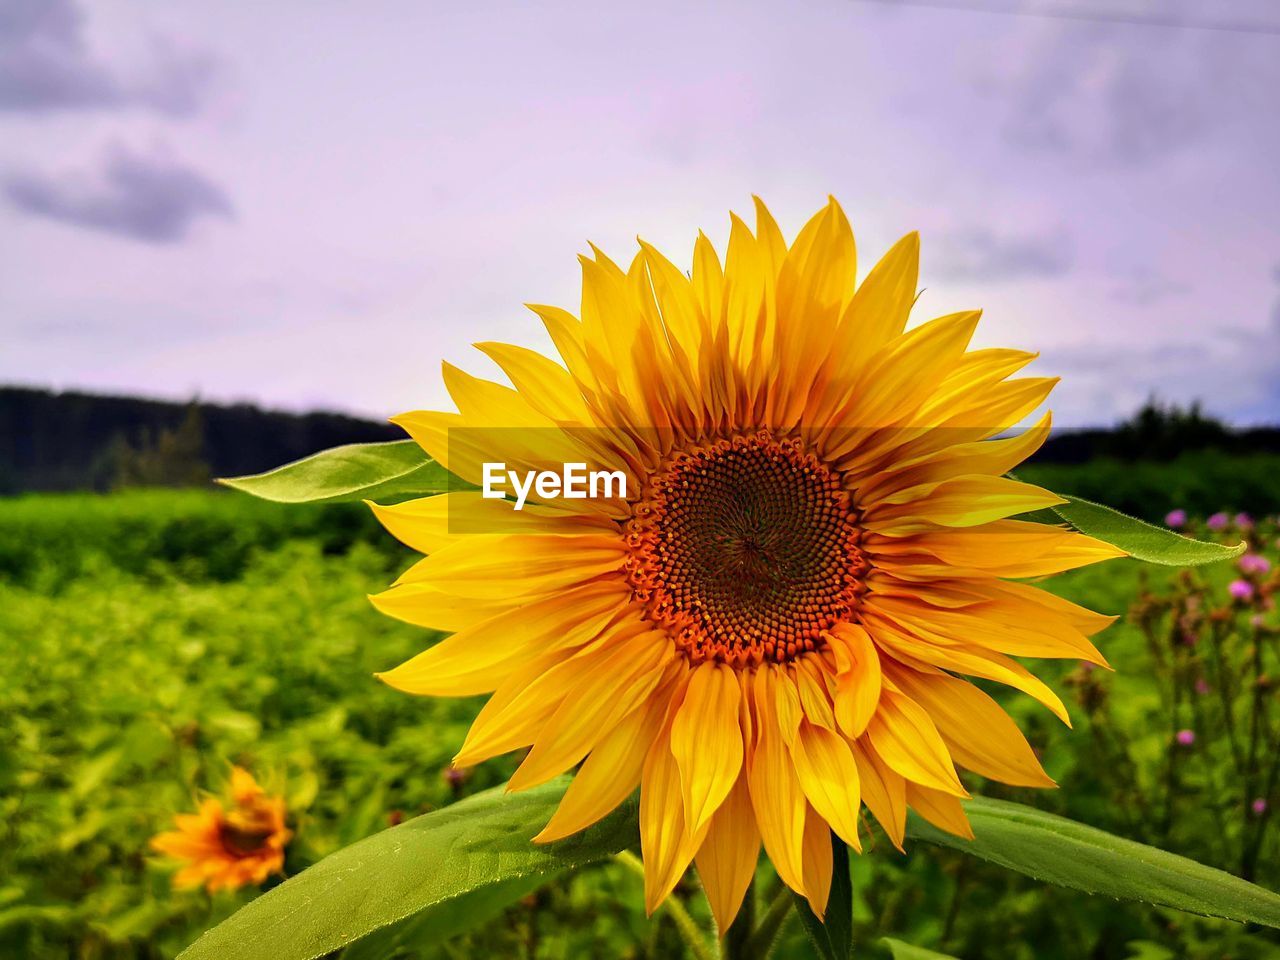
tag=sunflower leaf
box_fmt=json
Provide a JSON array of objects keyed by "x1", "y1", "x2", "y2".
[
  {"x1": 217, "y1": 439, "x2": 456, "y2": 504},
  {"x1": 177, "y1": 779, "x2": 636, "y2": 960},
  {"x1": 906, "y1": 797, "x2": 1280, "y2": 927},
  {"x1": 879, "y1": 937, "x2": 961, "y2": 960},
  {"x1": 1049, "y1": 494, "x2": 1246, "y2": 565}
]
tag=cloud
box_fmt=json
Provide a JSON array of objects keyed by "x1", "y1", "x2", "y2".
[
  {"x1": 4, "y1": 146, "x2": 233, "y2": 243},
  {"x1": 994, "y1": 15, "x2": 1280, "y2": 166},
  {"x1": 1042, "y1": 269, "x2": 1280, "y2": 425},
  {"x1": 1107, "y1": 266, "x2": 1191, "y2": 305},
  {"x1": 929, "y1": 225, "x2": 1073, "y2": 282},
  {"x1": 0, "y1": 0, "x2": 215, "y2": 115}
]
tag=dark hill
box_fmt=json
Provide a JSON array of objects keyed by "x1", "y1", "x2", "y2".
[{"x1": 0, "y1": 386, "x2": 400, "y2": 494}]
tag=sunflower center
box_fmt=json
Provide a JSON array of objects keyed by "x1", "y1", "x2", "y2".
[
  {"x1": 219, "y1": 808, "x2": 275, "y2": 857},
  {"x1": 624, "y1": 431, "x2": 866, "y2": 667}
]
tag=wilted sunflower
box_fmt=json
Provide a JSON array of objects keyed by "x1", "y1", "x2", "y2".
[
  {"x1": 151, "y1": 767, "x2": 290, "y2": 893},
  {"x1": 369, "y1": 198, "x2": 1123, "y2": 929}
]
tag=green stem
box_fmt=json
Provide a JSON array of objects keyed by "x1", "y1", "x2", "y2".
[
  {"x1": 724, "y1": 873, "x2": 755, "y2": 960},
  {"x1": 613, "y1": 850, "x2": 718, "y2": 960},
  {"x1": 742, "y1": 881, "x2": 796, "y2": 958}
]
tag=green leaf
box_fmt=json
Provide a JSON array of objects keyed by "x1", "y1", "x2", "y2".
[
  {"x1": 178, "y1": 778, "x2": 636, "y2": 960},
  {"x1": 1050, "y1": 494, "x2": 1246, "y2": 565},
  {"x1": 217, "y1": 439, "x2": 454, "y2": 504},
  {"x1": 338, "y1": 874, "x2": 545, "y2": 960},
  {"x1": 796, "y1": 834, "x2": 855, "y2": 960},
  {"x1": 879, "y1": 937, "x2": 961, "y2": 960},
  {"x1": 906, "y1": 797, "x2": 1280, "y2": 927}
]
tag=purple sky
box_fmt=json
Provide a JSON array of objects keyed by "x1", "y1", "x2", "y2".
[{"x1": 2, "y1": 0, "x2": 1278, "y2": 427}]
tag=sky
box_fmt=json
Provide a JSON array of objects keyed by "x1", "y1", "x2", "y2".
[{"x1": 2, "y1": 0, "x2": 1278, "y2": 427}]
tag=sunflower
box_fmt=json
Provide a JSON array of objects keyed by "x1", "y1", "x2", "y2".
[
  {"x1": 369, "y1": 198, "x2": 1124, "y2": 929},
  {"x1": 151, "y1": 767, "x2": 291, "y2": 893}
]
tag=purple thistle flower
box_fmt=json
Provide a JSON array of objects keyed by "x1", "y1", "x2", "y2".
[
  {"x1": 1253, "y1": 798, "x2": 1268, "y2": 816},
  {"x1": 1229, "y1": 580, "x2": 1255, "y2": 601},
  {"x1": 1235, "y1": 512, "x2": 1254, "y2": 531},
  {"x1": 1207, "y1": 512, "x2": 1229, "y2": 531},
  {"x1": 1176, "y1": 729, "x2": 1196, "y2": 746},
  {"x1": 1194, "y1": 677, "x2": 1211, "y2": 695},
  {"x1": 1165, "y1": 509, "x2": 1187, "y2": 529},
  {"x1": 1239, "y1": 554, "x2": 1271, "y2": 575}
]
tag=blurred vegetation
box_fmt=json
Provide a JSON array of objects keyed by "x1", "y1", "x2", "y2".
[
  {"x1": 100, "y1": 406, "x2": 211, "y2": 491},
  {"x1": 0, "y1": 489, "x2": 395, "y2": 588},
  {"x1": 1, "y1": 475, "x2": 1278, "y2": 958},
  {"x1": 1019, "y1": 450, "x2": 1280, "y2": 521}
]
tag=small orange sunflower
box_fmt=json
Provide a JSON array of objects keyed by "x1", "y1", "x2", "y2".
[
  {"x1": 151, "y1": 767, "x2": 291, "y2": 893},
  {"x1": 368, "y1": 198, "x2": 1124, "y2": 929}
]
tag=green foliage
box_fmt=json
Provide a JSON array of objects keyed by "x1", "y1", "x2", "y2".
[
  {"x1": 218, "y1": 440, "x2": 455, "y2": 505},
  {"x1": 0, "y1": 488, "x2": 402, "y2": 587},
  {"x1": 1019, "y1": 451, "x2": 1280, "y2": 521}
]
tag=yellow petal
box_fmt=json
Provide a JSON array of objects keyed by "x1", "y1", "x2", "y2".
[
  {"x1": 868, "y1": 617, "x2": 1072, "y2": 725},
  {"x1": 858, "y1": 412, "x2": 1052, "y2": 503},
  {"x1": 442, "y1": 361, "x2": 551, "y2": 430},
  {"x1": 473, "y1": 340, "x2": 593, "y2": 424},
  {"x1": 826, "y1": 623, "x2": 881, "y2": 738},
  {"x1": 773, "y1": 669, "x2": 803, "y2": 748},
  {"x1": 906, "y1": 782, "x2": 974, "y2": 840},
  {"x1": 865, "y1": 688, "x2": 967, "y2": 797},
  {"x1": 528, "y1": 302, "x2": 602, "y2": 397},
  {"x1": 792, "y1": 720, "x2": 863, "y2": 851},
  {"x1": 851, "y1": 740, "x2": 906, "y2": 850},
  {"x1": 367, "y1": 582, "x2": 512, "y2": 633},
  {"x1": 454, "y1": 621, "x2": 635, "y2": 765},
  {"x1": 864, "y1": 476, "x2": 1064, "y2": 532},
  {"x1": 640, "y1": 725, "x2": 706, "y2": 914},
  {"x1": 888, "y1": 667, "x2": 1055, "y2": 788},
  {"x1": 395, "y1": 533, "x2": 626, "y2": 599},
  {"x1": 794, "y1": 658, "x2": 837, "y2": 731},
  {"x1": 752, "y1": 195, "x2": 787, "y2": 277},
  {"x1": 691, "y1": 230, "x2": 725, "y2": 332},
  {"x1": 508, "y1": 630, "x2": 673, "y2": 791},
  {"x1": 877, "y1": 521, "x2": 1125, "y2": 577},
  {"x1": 695, "y1": 773, "x2": 760, "y2": 935},
  {"x1": 746, "y1": 669, "x2": 807, "y2": 894},
  {"x1": 671, "y1": 663, "x2": 744, "y2": 835},
  {"x1": 867, "y1": 594, "x2": 1108, "y2": 665},
  {"x1": 841, "y1": 231, "x2": 919, "y2": 356},
  {"x1": 799, "y1": 803, "x2": 834, "y2": 919},
  {"x1": 534, "y1": 693, "x2": 669, "y2": 843},
  {"x1": 375, "y1": 581, "x2": 628, "y2": 696}
]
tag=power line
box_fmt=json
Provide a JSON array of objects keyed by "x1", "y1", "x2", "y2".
[{"x1": 850, "y1": 0, "x2": 1280, "y2": 37}]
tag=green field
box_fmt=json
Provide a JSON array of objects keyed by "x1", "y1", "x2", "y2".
[{"x1": 2, "y1": 488, "x2": 1277, "y2": 959}]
